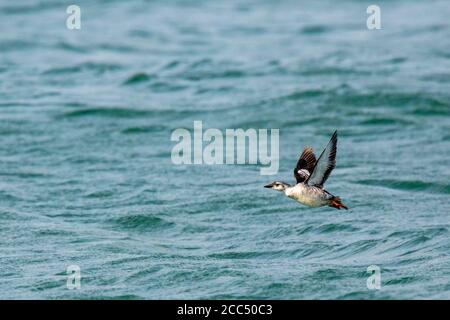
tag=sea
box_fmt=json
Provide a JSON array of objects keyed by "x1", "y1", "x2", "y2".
[{"x1": 0, "y1": 0, "x2": 450, "y2": 299}]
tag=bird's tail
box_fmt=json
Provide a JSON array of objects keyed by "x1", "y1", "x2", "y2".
[{"x1": 329, "y1": 197, "x2": 348, "y2": 210}]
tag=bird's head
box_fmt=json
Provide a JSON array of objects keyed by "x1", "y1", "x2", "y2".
[{"x1": 264, "y1": 181, "x2": 290, "y2": 192}]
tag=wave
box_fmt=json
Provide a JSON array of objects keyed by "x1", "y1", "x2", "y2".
[
  {"x1": 411, "y1": 106, "x2": 450, "y2": 116},
  {"x1": 381, "y1": 235, "x2": 432, "y2": 254},
  {"x1": 420, "y1": 73, "x2": 450, "y2": 83},
  {"x1": 388, "y1": 228, "x2": 448, "y2": 239},
  {"x1": 121, "y1": 125, "x2": 169, "y2": 134},
  {"x1": 43, "y1": 62, "x2": 123, "y2": 75},
  {"x1": 299, "y1": 66, "x2": 370, "y2": 76},
  {"x1": 185, "y1": 69, "x2": 246, "y2": 81},
  {"x1": 357, "y1": 179, "x2": 450, "y2": 194},
  {"x1": 273, "y1": 89, "x2": 326, "y2": 102},
  {"x1": 57, "y1": 107, "x2": 199, "y2": 119},
  {"x1": 332, "y1": 91, "x2": 449, "y2": 109},
  {"x1": 149, "y1": 81, "x2": 188, "y2": 92},
  {"x1": 59, "y1": 107, "x2": 151, "y2": 119},
  {"x1": 208, "y1": 250, "x2": 290, "y2": 260},
  {"x1": 123, "y1": 73, "x2": 154, "y2": 85},
  {"x1": 299, "y1": 25, "x2": 331, "y2": 35},
  {"x1": 313, "y1": 223, "x2": 360, "y2": 234},
  {"x1": 359, "y1": 117, "x2": 413, "y2": 125},
  {"x1": 0, "y1": 40, "x2": 36, "y2": 52},
  {"x1": 328, "y1": 239, "x2": 380, "y2": 259},
  {"x1": 111, "y1": 214, "x2": 175, "y2": 231},
  {"x1": 55, "y1": 42, "x2": 90, "y2": 53},
  {"x1": 0, "y1": 2, "x2": 60, "y2": 15},
  {"x1": 384, "y1": 276, "x2": 419, "y2": 285}
]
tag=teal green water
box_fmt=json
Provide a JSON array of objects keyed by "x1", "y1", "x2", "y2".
[{"x1": 1, "y1": 0, "x2": 450, "y2": 299}]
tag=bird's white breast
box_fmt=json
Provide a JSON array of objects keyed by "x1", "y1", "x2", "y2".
[{"x1": 285, "y1": 184, "x2": 329, "y2": 207}]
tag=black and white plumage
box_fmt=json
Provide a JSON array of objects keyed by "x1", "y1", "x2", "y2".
[
  {"x1": 294, "y1": 147, "x2": 316, "y2": 183},
  {"x1": 306, "y1": 130, "x2": 337, "y2": 187},
  {"x1": 264, "y1": 130, "x2": 348, "y2": 210}
]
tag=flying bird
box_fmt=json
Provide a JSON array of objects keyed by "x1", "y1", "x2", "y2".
[{"x1": 264, "y1": 130, "x2": 348, "y2": 210}]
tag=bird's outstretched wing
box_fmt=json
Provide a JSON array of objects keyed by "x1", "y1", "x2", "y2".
[
  {"x1": 294, "y1": 147, "x2": 316, "y2": 183},
  {"x1": 306, "y1": 131, "x2": 337, "y2": 187}
]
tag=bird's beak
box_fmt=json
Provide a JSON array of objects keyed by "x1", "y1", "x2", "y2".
[{"x1": 264, "y1": 183, "x2": 273, "y2": 188}]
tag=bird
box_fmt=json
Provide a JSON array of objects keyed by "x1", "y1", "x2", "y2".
[{"x1": 264, "y1": 130, "x2": 348, "y2": 210}]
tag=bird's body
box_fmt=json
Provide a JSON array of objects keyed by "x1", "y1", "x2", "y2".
[
  {"x1": 284, "y1": 183, "x2": 332, "y2": 208},
  {"x1": 264, "y1": 131, "x2": 348, "y2": 210}
]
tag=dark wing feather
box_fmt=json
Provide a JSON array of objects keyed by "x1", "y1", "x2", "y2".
[
  {"x1": 294, "y1": 147, "x2": 316, "y2": 183},
  {"x1": 306, "y1": 131, "x2": 337, "y2": 187}
]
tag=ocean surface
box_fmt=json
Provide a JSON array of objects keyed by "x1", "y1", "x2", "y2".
[{"x1": 1, "y1": 0, "x2": 450, "y2": 299}]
